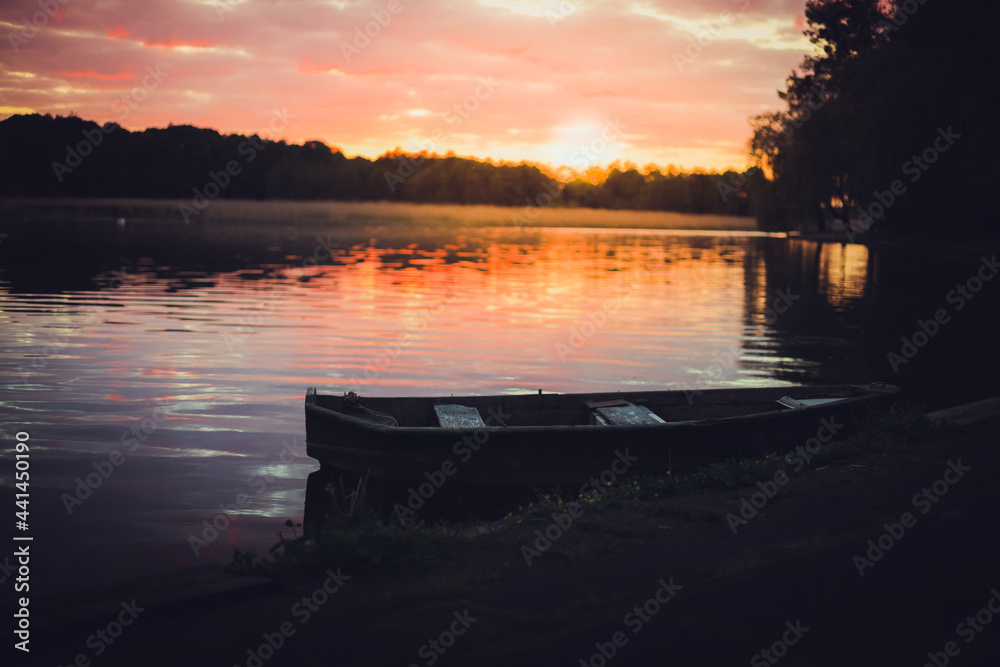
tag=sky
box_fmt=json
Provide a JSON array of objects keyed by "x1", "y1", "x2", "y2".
[{"x1": 0, "y1": 0, "x2": 814, "y2": 175}]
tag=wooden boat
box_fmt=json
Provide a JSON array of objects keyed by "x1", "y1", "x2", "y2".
[{"x1": 304, "y1": 383, "x2": 900, "y2": 487}]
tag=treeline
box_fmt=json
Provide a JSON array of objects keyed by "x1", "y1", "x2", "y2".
[
  {"x1": 750, "y1": 0, "x2": 1000, "y2": 235},
  {"x1": 0, "y1": 113, "x2": 757, "y2": 217}
]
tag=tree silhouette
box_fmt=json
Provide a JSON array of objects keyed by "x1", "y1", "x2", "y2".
[
  {"x1": 1, "y1": 113, "x2": 758, "y2": 217},
  {"x1": 749, "y1": 0, "x2": 1000, "y2": 235}
]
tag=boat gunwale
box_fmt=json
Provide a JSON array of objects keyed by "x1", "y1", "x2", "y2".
[{"x1": 305, "y1": 384, "x2": 899, "y2": 437}]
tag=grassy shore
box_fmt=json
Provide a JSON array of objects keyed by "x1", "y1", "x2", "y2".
[
  {"x1": 35, "y1": 403, "x2": 1000, "y2": 665},
  {"x1": 241, "y1": 402, "x2": 932, "y2": 578}
]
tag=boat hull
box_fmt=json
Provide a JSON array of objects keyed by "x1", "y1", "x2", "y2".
[{"x1": 304, "y1": 384, "x2": 900, "y2": 487}]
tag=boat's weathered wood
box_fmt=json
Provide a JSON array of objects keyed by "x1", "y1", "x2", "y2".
[
  {"x1": 434, "y1": 404, "x2": 486, "y2": 428},
  {"x1": 926, "y1": 396, "x2": 1000, "y2": 427},
  {"x1": 777, "y1": 396, "x2": 808, "y2": 409},
  {"x1": 778, "y1": 396, "x2": 854, "y2": 410},
  {"x1": 594, "y1": 403, "x2": 666, "y2": 425},
  {"x1": 586, "y1": 399, "x2": 633, "y2": 409}
]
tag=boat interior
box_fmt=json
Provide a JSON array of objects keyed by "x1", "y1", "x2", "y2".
[{"x1": 312, "y1": 385, "x2": 870, "y2": 428}]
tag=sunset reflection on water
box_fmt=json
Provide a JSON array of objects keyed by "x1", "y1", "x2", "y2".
[{"x1": 0, "y1": 221, "x2": 888, "y2": 592}]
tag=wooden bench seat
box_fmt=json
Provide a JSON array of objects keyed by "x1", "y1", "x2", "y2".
[
  {"x1": 777, "y1": 396, "x2": 850, "y2": 410},
  {"x1": 586, "y1": 399, "x2": 666, "y2": 425},
  {"x1": 434, "y1": 404, "x2": 486, "y2": 428}
]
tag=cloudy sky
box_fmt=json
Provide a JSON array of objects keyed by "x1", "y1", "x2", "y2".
[{"x1": 0, "y1": 0, "x2": 814, "y2": 174}]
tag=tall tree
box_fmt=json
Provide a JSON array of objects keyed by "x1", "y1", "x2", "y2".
[{"x1": 749, "y1": 0, "x2": 1000, "y2": 236}]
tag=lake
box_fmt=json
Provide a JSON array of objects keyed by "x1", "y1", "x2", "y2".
[{"x1": 0, "y1": 200, "x2": 996, "y2": 595}]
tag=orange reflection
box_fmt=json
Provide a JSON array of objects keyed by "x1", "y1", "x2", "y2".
[
  {"x1": 819, "y1": 243, "x2": 870, "y2": 310},
  {"x1": 5, "y1": 227, "x2": 812, "y2": 406},
  {"x1": 249, "y1": 228, "x2": 759, "y2": 394}
]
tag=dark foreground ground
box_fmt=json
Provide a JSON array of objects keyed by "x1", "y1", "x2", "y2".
[{"x1": 25, "y1": 416, "x2": 1000, "y2": 667}]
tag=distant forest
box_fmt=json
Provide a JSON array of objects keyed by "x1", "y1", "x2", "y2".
[
  {"x1": 5, "y1": 1, "x2": 995, "y2": 235},
  {"x1": 750, "y1": 0, "x2": 1000, "y2": 235},
  {"x1": 0, "y1": 113, "x2": 759, "y2": 218}
]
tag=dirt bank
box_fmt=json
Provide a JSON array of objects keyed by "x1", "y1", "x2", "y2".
[{"x1": 33, "y1": 417, "x2": 1000, "y2": 667}]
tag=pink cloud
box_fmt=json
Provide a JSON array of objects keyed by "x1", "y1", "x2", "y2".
[
  {"x1": 61, "y1": 69, "x2": 133, "y2": 80},
  {"x1": 0, "y1": 0, "x2": 813, "y2": 172},
  {"x1": 297, "y1": 58, "x2": 343, "y2": 75},
  {"x1": 141, "y1": 36, "x2": 216, "y2": 49}
]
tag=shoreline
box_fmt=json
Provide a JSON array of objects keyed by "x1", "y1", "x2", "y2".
[
  {"x1": 0, "y1": 196, "x2": 758, "y2": 231},
  {"x1": 30, "y1": 408, "x2": 1000, "y2": 666},
  {"x1": 790, "y1": 229, "x2": 1000, "y2": 251},
  {"x1": 5, "y1": 198, "x2": 997, "y2": 249}
]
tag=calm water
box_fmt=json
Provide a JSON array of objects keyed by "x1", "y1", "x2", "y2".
[{"x1": 0, "y1": 207, "x2": 997, "y2": 594}]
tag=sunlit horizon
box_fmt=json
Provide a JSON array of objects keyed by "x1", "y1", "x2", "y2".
[{"x1": 0, "y1": 0, "x2": 815, "y2": 174}]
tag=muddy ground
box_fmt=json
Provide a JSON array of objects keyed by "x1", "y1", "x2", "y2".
[{"x1": 33, "y1": 417, "x2": 1000, "y2": 667}]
